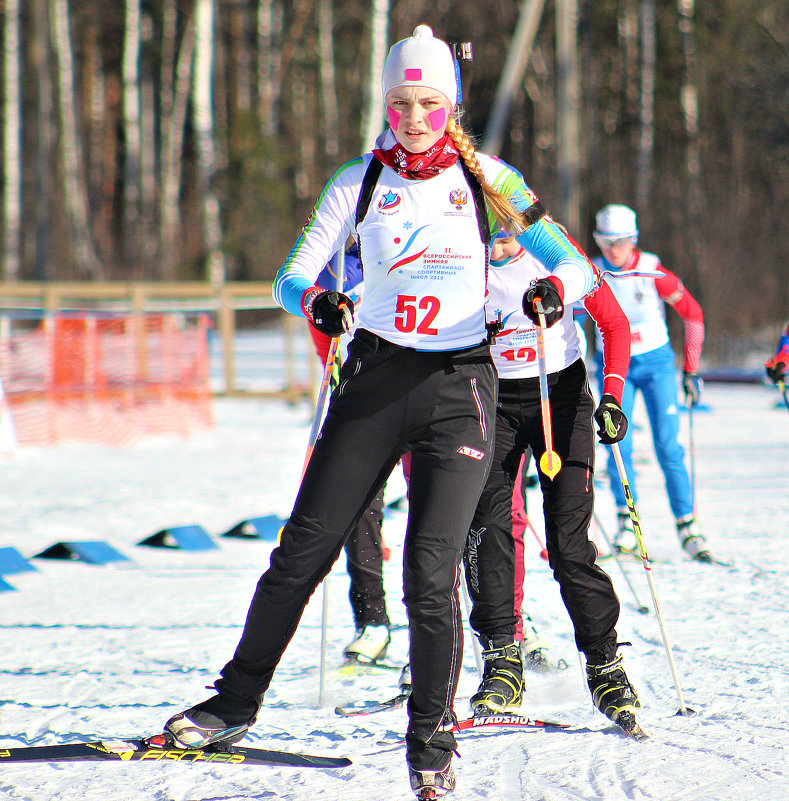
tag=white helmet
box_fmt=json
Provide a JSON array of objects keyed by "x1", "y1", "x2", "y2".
[{"x1": 594, "y1": 204, "x2": 638, "y2": 241}]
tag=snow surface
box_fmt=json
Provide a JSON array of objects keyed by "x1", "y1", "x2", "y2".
[{"x1": 1, "y1": 379, "x2": 788, "y2": 801}]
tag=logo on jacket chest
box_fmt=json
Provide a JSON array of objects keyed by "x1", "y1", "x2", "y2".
[
  {"x1": 449, "y1": 188, "x2": 468, "y2": 210},
  {"x1": 377, "y1": 191, "x2": 402, "y2": 214}
]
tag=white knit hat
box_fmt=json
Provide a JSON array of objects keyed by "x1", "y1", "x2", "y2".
[
  {"x1": 594, "y1": 204, "x2": 639, "y2": 240},
  {"x1": 382, "y1": 25, "x2": 457, "y2": 106}
]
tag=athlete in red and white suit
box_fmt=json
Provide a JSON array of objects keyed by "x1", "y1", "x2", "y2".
[{"x1": 464, "y1": 234, "x2": 632, "y2": 708}]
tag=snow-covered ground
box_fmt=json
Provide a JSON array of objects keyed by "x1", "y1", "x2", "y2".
[{"x1": 1, "y1": 378, "x2": 788, "y2": 801}]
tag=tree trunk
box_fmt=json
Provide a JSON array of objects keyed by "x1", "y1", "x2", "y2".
[
  {"x1": 635, "y1": 0, "x2": 656, "y2": 212},
  {"x1": 317, "y1": 0, "x2": 339, "y2": 161},
  {"x1": 483, "y1": 0, "x2": 546, "y2": 156},
  {"x1": 256, "y1": 0, "x2": 284, "y2": 138},
  {"x1": 49, "y1": 0, "x2": 103, "y2": 278},
  {"x1": 677, "y1": 0, "x2": 704, "y2": 278},
  {"x1": 360, "y1": 0, "x2": 389, "y2": 151},
  {"x1": 556, "y1": 0, "x2": 581, "y2": 234},
  {"x1": 193, "y1": 0, "x2": 225, "y2": 286},
  {"x1": 2, "y1": 0, "x2": 22, "y2": 282},
  {"x1": 122, "y1": 0, "x2": 142, "y2": 265},
  {"x1": 158, "y1": 0, "x2": 190, "y2": 280},
  {"x1": 29, "y1": 0, "x2": 52, "y2": 280}
]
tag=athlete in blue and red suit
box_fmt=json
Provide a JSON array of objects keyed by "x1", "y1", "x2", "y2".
[{"x1": 591, "y1": 204, "x2": 711, "y2": 561}]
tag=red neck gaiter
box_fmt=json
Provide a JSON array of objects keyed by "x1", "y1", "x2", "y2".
[{"x1": 373, "y1": 135, "x2": 459, "y2": 180}]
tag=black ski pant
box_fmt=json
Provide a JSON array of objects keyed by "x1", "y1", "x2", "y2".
[
  {"x1": 345, "y1": 489, "x2": 389, "y2": 628},
  {"x1": 218, "y1": 329, "x2": 496, "y2": 761},
  {"x1": 464, "y1": 358, "x2": 620, "y2": 658}
]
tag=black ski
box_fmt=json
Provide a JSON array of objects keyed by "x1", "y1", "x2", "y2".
[
  {"x1": 335, "y1": 691, "x2": 410, "y2": 717},
  {"x1": 0, "y1": 736, "x2": 351, "y2": 769}
]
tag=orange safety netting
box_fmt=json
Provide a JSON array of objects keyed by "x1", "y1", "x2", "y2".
[{"x1": 0, "y1": 314, "x2": 214, "y2": 446}]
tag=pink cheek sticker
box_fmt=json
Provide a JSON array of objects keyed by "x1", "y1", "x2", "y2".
[
  {"x1": 387, "y1": 107, "x2": 401, "y2": 130},
  {"x1": 427, "y1": 107, "x2": 447, "y2": 132}
]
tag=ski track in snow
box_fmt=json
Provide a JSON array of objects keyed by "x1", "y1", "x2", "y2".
[{"x1": 1, "y1": 382, "x2": 788, "y2": 800}]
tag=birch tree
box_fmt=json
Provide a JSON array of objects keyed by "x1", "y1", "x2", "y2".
[
  {"x1": 122, "y1": 0, "x2": 142, "y2": 263},
  {"x1": 49, "y1": 0, "x2": 103, "y2": 278},
  {"x1": 193, "y1": 0, "x2": 225, "y2": 286},
  {"x1": 556, "y1": 0, "x2": 581, "y2": 234},
  {"x1": 257, "y1": 0, "x2": 284, "y2": 138},
  {"x1": 158, "y1": 0, "x2": 195, "y2": 279},
  {"x1": 29, "y1": 0, "x2": 53, "y2": 279},
  {"x1": 317, "y1": 0, "x2": 339, "y2": 161},
  {"x1": 677, "y1": 0, "x2": 704, "y2": 276},
  {"x1": 2, "y1": 0, "x2": 21, "y2": 281},
  {"x1": 635, "y1": 0, "x2": 656, "y2": 212},
  {"x1": 360, "y1": 0, "x2": 389, "y2": 151}
]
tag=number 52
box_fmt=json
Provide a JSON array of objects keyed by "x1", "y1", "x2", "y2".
[{"x1": 394, "y1": 294, "x2": 440, "y2": 335}]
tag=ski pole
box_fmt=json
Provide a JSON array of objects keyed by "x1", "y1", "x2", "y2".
[
  {"x1": 301, "y1": 244, "x2": 349, "y2": 478},
  {"x1": 318, "y1": 575, "x2": 331, "y2": 707},
  {"x1": 592, "y1": 510, "x2": 649, "y2": 615},
  {"x1": 687, "y1": 396, "x2": 697, "y2": 504},
  {"x1": 533, "y1": 300, "x2": 562, "y2": 479},
  {"x1": 301, "y1": 335, "x2": 342, "y2": 479},
  {"x1": 604, "y1": 428, "x2": 695, "y2": 717},
  {"x1": 461, "y1": 578, "x2": 484, "y2": 678},
  {"x1": 314, "y1": 247, "x2": 347, "y2": 706}
]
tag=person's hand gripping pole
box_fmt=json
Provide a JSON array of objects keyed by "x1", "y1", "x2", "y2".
[
  {"x1": 533, "y1": 299, "x2": 562, "y2": 480},
  {"x1": 301, "y1": 286, "x2": 355, "y2": 479}
]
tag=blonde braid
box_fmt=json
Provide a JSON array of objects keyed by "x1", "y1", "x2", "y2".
[{"x1": 446, "y1": 117, "x2": 527, "y2": 235}]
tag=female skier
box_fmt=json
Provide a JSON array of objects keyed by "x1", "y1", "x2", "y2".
[{"x1": 163, "y1": 26, "x2": 600, "y2": 798}]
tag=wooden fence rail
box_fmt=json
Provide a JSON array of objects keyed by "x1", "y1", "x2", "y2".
[{"x1": 0, "y1": 282, "x2": 314, "y2": 401}]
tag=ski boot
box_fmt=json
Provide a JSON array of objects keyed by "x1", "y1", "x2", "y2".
[
  {"x1": 614, "y1": 509, "x2": 638, "y2": 554},
  {"x1": 585, "y1": 649, "x2": 641, "y2": 731},
  {"x1": 676, "y1": 515, "x2": 711, "y2": 562},
  {"x1": 470, "y1": 636, "x2": 523, "y2": 715},
  {"x1": 164, "y1": 689, "x2": 259, "y2": 749},
  {"x1": 407, "y1": 720, "x2": 457, "y2": 798},
  {"x1": 521, "y1": 632, "x2": 552, "y2": 672},
  {"x1": 408, "y1": 756, "x2": 456, "y2": 799},
  {"x1": 399, "y1": 663, "x2": 413, "y2": 694},
  {"x1": 343, "y1": 624, "x2": 391, "y2": 664}
]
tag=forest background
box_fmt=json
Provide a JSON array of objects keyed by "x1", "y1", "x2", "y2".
[{"x1": 2, "y1": 0, "x2": 788, "y2": 364}]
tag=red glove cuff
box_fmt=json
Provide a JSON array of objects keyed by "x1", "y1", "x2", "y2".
[{"x1": 301, "y1": 286, "x2": 322, "y2": 319}]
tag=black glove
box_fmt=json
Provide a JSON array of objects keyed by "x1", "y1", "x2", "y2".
[
  {"x1": 682, "y1": 371, "x2": 703, "y2": 406},
  {"x1": 765, "y1": 352, "x2": 789, "y2": 384},
  {"x1": 522, "y1": 279, "x2": 564, "y2": 327},
  {"x1": 311, "y1": 291, "x2": 355, "y2": 336},
  {"x1": 593, "y1": 394, "x2": 628, "y2": 444}
]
